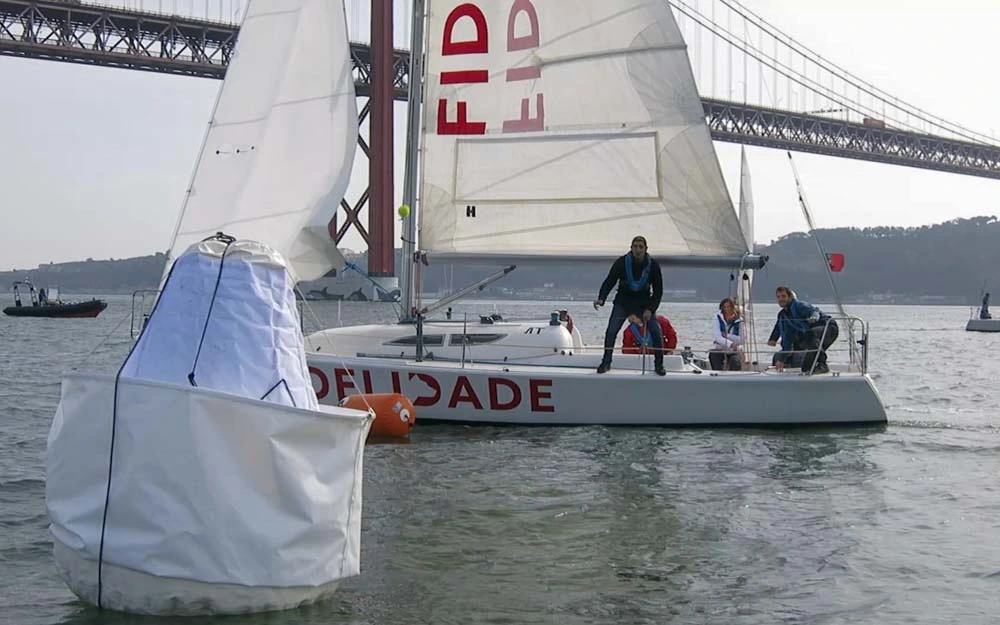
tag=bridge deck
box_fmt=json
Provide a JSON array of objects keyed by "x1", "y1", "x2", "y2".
[{"x1": 1, "y1": 0, "x2": 997, "y2": 179}]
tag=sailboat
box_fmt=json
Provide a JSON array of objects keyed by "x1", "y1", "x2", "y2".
[
  {"x1": 304, "y1": 0, "x2": 887, "y2": 425},
  {"x1": 45, "y1": 0, "x2": 373, "y2": 614}
]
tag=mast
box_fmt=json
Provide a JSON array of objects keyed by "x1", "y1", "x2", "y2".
[{"x1": 399, "y1": 0, "x2": 426, "y2": 321}]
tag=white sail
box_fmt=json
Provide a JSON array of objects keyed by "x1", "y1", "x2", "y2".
[
  {"x1": 417, "y1": 0, "x2": 748, "y2": 262},
  {"x1": 164, "y1": 0, "x2": 358, "y2": 282},
  {"x1": 738, "y1": 147, "x2": 754, "y2": 253},
  {"x1": 736, "y1": 147, "x2": 757, "y2": 364}
]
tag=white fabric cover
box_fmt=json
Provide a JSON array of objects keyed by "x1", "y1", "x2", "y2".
[
  {"x1": 419, "y1": 0, "x2": 747, "y2": 259},
  {"x1": 165, "y1": 0, "x2": 357, "y2": 282},
  {"x1": 46, "y1": 373, "x2": 370, "y2": 614},
  {"x1": 124, "y1": 239, "x2": 315, "y2": 410}
]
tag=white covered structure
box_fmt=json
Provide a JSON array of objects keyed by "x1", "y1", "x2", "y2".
[
  {"x1": 46, "y1": 239, "x2": 372, "y2": 615},
  {"x1": 46, "y1": 0, "x2": 373, "y2": 611}
]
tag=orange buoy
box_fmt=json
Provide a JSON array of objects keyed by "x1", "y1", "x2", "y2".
[{"x1": 340, "y1": 393, "x2": 416, "y2": 441}]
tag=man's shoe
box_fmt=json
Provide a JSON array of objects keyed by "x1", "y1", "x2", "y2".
[
  {"x1": 597, "y1": 363, "x2": 611, "y2": 374},
  {"x1": 655, "y1": 366, "x2": 666, "y2": 376}
]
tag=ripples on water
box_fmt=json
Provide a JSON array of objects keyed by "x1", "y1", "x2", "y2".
[{"x1": 2, "y1": 299, "x2": 999, "y2": 624}]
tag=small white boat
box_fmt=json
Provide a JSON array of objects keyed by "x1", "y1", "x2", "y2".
[
  {"x1": 966, "y1": 319, "x2": 1000, "y2": 332},
  {"x1": 304, "y1": 0, "x2": 887, "y2": 426},
  {"x1": 967, "y1": 292, "x2": 998, "y2": 331}
]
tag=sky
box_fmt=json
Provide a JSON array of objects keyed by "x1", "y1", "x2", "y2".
[{"x1": 1, "y1": 0, "x2": 998, "y2": 270}]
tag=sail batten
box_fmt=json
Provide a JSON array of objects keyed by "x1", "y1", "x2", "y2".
[
  {"x1": 535, "y1": 42, "x2": 688, "y2": 68},
  {"x1": 418, "y1": 0, "x2": 746, "y2": 260},
  {"x1": 164, "y1": 0, "x2": 357, "y2": 282}
]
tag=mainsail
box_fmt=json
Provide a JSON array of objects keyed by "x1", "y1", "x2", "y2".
[
  {"x1": 418, "y1": 0, "x2": 751, "y2": 264},
  {"x1": 164, "y1": 0, "x2": 358, "y2": 281}
]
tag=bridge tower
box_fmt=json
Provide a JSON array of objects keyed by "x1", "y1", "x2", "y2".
[
  {"x1": 328, "y1": 0, "x2": 396, "y2": 296},
  {"x1": 367, "y1": 0, "x2": 395, "y2": 295}
]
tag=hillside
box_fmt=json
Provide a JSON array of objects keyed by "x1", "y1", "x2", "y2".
[
  {"x1": 1, "y1": 216, "x2": 996, "y2": 304},
  {"x1": 0, "y1": 254, "x2": 168, "y2": 294},
  {"x1": 406, "y1": 216, "x2": 1000, "y2": 304}
]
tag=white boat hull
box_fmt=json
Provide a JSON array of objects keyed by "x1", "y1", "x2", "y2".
[
  {"x1": 307, "y1": 354, "x2": 887, "y2": 426},
  {"x1": 966, "y1": 318, "x2": 1000, "y2": 332}
]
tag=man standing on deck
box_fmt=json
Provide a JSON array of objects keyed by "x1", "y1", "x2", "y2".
[{"x1": 593, "y1": 236, "x2": 665, "y2": 375}]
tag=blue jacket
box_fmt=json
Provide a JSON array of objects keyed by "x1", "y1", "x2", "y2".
[{"x1": 768, "y1": 299, "x2": 826, "y2": 351}]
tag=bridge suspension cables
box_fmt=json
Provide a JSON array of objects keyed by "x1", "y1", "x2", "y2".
[
  {"x1": 673, "y1": 0, "x2": 994, "y2": 144},
  {"x1": 0, "y1": 0, "x2": 998, "y2": 179},
  {"x1": 669, "y1": 0, "x2": 1000, "y2": 178}
]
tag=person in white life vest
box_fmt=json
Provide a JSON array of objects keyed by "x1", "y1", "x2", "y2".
[{"x1": 709, "y1": 297, "x2": 743, "y2": 371}]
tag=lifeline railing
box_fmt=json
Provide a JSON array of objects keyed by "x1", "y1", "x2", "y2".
[
  {"x1": 129, "y1": 290, "x2": 160, "y2": 338},
  {"x1": 332, "y1": 312, "x2": 871, "y2": 376}
]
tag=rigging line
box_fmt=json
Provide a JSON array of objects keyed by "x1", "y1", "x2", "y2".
[
  {"x1": 72, "y1": 310, "x2": 132, "y2": 370},
  {"x1": 293, "y1": 282, "x2": 375, "y2": 416},
  {"x1": 675, "y1": 0, "x2": 994, "y2": 144},
  {"x1": 670, "y1": 0, "x2": 920, "y2": 135},
  {"x1": 671, "y1": 0, "x2": 895, "y2": 124}
]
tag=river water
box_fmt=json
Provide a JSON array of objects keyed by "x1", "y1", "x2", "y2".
[{"x1": 2, "y1": 298, "x2": 998, "y2": 624}]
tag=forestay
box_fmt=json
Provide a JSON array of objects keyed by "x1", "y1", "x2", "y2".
[
  {"x1": 419, "y1": 0, "x2": 748, "y2": 261},
  {"x1": 165, "y1": 0, "x2": 358, "y2": 282}
]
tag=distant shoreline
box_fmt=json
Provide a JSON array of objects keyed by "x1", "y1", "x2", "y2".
[{"x1": 2, "y1": 215, "x2": 996, "y2": 307}]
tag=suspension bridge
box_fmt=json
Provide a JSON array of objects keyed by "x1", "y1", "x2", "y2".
[{"x1": 1, "y1": 0, "x2": 998, "y2": 278}]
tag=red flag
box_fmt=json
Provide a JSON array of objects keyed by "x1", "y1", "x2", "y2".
[{"x1": 827, "y1": 252, "x2": 845, "y2": 273}]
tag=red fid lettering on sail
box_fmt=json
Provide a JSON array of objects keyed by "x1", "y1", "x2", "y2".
[{"x1": 437, "y1": 1, "x2": 545, "y2": 135}]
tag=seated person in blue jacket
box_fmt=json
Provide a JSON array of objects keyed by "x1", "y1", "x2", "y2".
[{"x1": 766, "y1": 286, "x2": 838, "y2": 374}]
